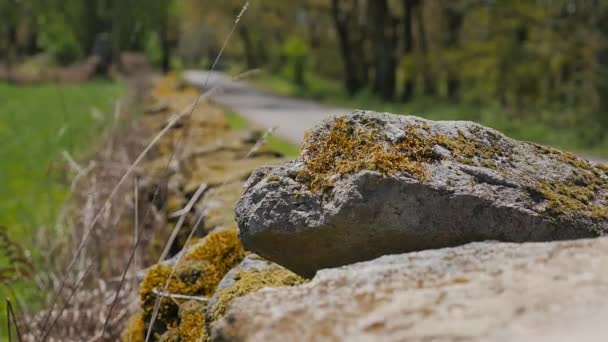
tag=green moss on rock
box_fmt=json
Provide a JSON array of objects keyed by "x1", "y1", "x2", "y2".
[
  {"x1": 435, "y1": 129, "x2": 509, "y2": 168},
  {"x1": 209, "y1": 268, "x2": 306, "y2": 323},
  {"x1": 538, "y1": 181, "x2": 608, "y2": 221},
  {"x1": 298, "y1": 116, "x2": 517, "y2": 192},
  {"x1": 158, "y1": 327, "x2": 181, "y2": 342},
  {"x1": 299, "y1": 117, "x2": 439, "y2": 191},
  {"x1": 139, "y1": 260, "x2": 213, "y2": 331},
  {"x1": 178, "y1": 300, "x2": 208, "y2": 342},
  {"x1": 297, "y1": 115, "x2": 607, "y2": 226},
  {"x1": 136, "y1": 228, "x2": 246, "y2": 338}
]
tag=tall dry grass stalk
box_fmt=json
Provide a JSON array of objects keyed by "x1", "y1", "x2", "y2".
[{"x1": 6, "y1": 298, "x2": 24, "y2": 341}]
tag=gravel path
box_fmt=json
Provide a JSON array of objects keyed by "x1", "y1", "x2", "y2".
[{"x1": 184, "y1": 70, "x2": 349, "y2": 145}]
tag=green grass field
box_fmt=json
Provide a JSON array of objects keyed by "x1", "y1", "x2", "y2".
[
  {"x1": 253, "y1": 71, "x2": 608, "y2": 159},
  {"x1": 0, "y1": 80, "x2": 123, "y2": 329}
]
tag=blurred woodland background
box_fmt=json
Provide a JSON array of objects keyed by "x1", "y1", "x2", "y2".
[
  {"x1": 2, "y1": 0, "x2": 608, "y2": 149},
  {"x1": 2, "y1": 0, "x2": 608, "y2": 337}
]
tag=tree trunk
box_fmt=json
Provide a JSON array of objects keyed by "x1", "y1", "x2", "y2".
[
  {"x1": 159, "y1": 5, "x2": 171, "y2": 74},
  {"x1": 444, "y1": 4, "x2": 464, "y2": 102},
  {"x1": 416, "y1": 3, "x2": 437, "y2": 96},
  {"x1": 239, "y1": 26, "x2": 258, "y2": 70},
  {"x1": 25, "y1": 28, "x2": 39, "y2": 55},
  {"x1": 368, "y1": 0, "x2": 397, "y2": 100},
  {"x1": 83, "y1": 0, "x2": 101, "y2": 54},
  {"x1": 4, "y1": 24, "x2": 16, "y2": 83},
  {"x1": 595, "y1": 7, "x2": 608, "y2": 140},
  {"x1": 331, "y1": 0, "x2": 363, "y2": 95},
  {"x1": 402, "y1": 0, "x2": 418, "y2": 101}
]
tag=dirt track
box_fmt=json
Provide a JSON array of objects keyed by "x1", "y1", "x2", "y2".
[
  {"x1": 184, "y1": 70, "x2": 349, "y2": 145},
  {"x1": 184, "y1": 70, "x2": 608, "y2": 165}
]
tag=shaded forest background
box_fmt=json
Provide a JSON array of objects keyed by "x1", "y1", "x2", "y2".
[
  {"x1": 2, "y1": 0, "x2": 608, "y2": 337},
  {"x1": 2, "y1": 0, "x2": 608, "y2": 148}
]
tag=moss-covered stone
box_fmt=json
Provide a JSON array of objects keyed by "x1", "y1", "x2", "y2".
[
  {"x1": 435, "y1": 128, "x2": 510, "y2": 167},
  {"x1": 209, "y1": 268, "x2": 306, "y2": 324},
  {"x1": 298, "y1": 114, "x2": 608, "y2": 224},
  {"x1": 157, "y1": 327, "x2": 181, "y2": 342},
  {"x1": 139, "y1": 260, "x2": 214, "y2": 332},
  {"x1": 122, "y1": 73, "x2": 294, "y2": 341},
  {"x1": 137, "y1": 228, "x2": 246, "y2": 339},
  {"x1": 298, "y1": 115, "x2": 517, "y2": 192},
  {"x1": 236, "y1": 112, "x2": 608, "y2": 278},
  {"x1": 537, "y1": 181, "x2": 608, "y2": 221}
]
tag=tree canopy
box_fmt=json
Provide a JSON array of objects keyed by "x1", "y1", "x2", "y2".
[{"x1": 2, "y1": 0, "x2": 608, "y2": 142}]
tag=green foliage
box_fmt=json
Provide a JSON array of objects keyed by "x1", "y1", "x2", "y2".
[
  {"x1": 281, "y1": 36, "x2": 311, "y2": 88},
  {"x1": 145, "y1": 33, "x2": 164, "y2": 67},
  {"x1": 38, "y1": 16, "x2": 83, "y2": 65},
  {"x1": 3, "y1": 0, "x2": 180, "y2": 69}
]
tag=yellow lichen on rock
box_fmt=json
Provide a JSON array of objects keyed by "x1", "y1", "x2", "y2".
[
  {"x1": 434, "y1": 128, "x2": 509, "y2": 167},
  {"x1": 300, "y1": 115, "x2": 507, "y2": 192},
  {"x1": 178, "y1": 301, "x2": 208, "y2": 342},
  {"x1": 139, "y1": 260, "x2": 213, "y2": 330},
  {"x1": 121, "y1": 312, "x2": 146, "y2": 342},
  {"x1": 209, "y1": 268, "x2": 306, "y2": 323},
  {"x1": 300, "y1": 116, "x2": 439, "y2": 191},
  {"x1": 136, "y1": 228, "x2": 245, "y2": 338},
  {"x1": 158, "y1": 327, "x2": 181, "y2": 342},
  {"x1": 537, "y1": 181, "x2": 608, "y2": 221},
  {"x1": 184, "y1": 228, "x2": 246, "y2": 282}
]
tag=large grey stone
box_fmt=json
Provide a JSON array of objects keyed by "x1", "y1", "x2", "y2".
[
  {"x1": 236, "y1": 111, "x2": 608, "y2": 276},
  {"x1": 211, "y1": 237, "x2": 608, "y2": 342}
]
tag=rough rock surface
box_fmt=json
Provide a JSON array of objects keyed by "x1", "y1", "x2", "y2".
[
  {"x1": 236, "y1": 111, "x2": 608, "y2": 276},
  {"x1": 211, "y1": 236, "x2": 608, "y2": 342}
]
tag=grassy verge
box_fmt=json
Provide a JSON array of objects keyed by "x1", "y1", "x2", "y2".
[
  {"x1": 223, "y1": 107, "x2": 300, "y2": 158},
  {"x1": 253, "y1": 71, "x2": 608, "y2": 159},
  {"x1": 0, "y1": 80, "x2": 123, "y2": 324}
]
